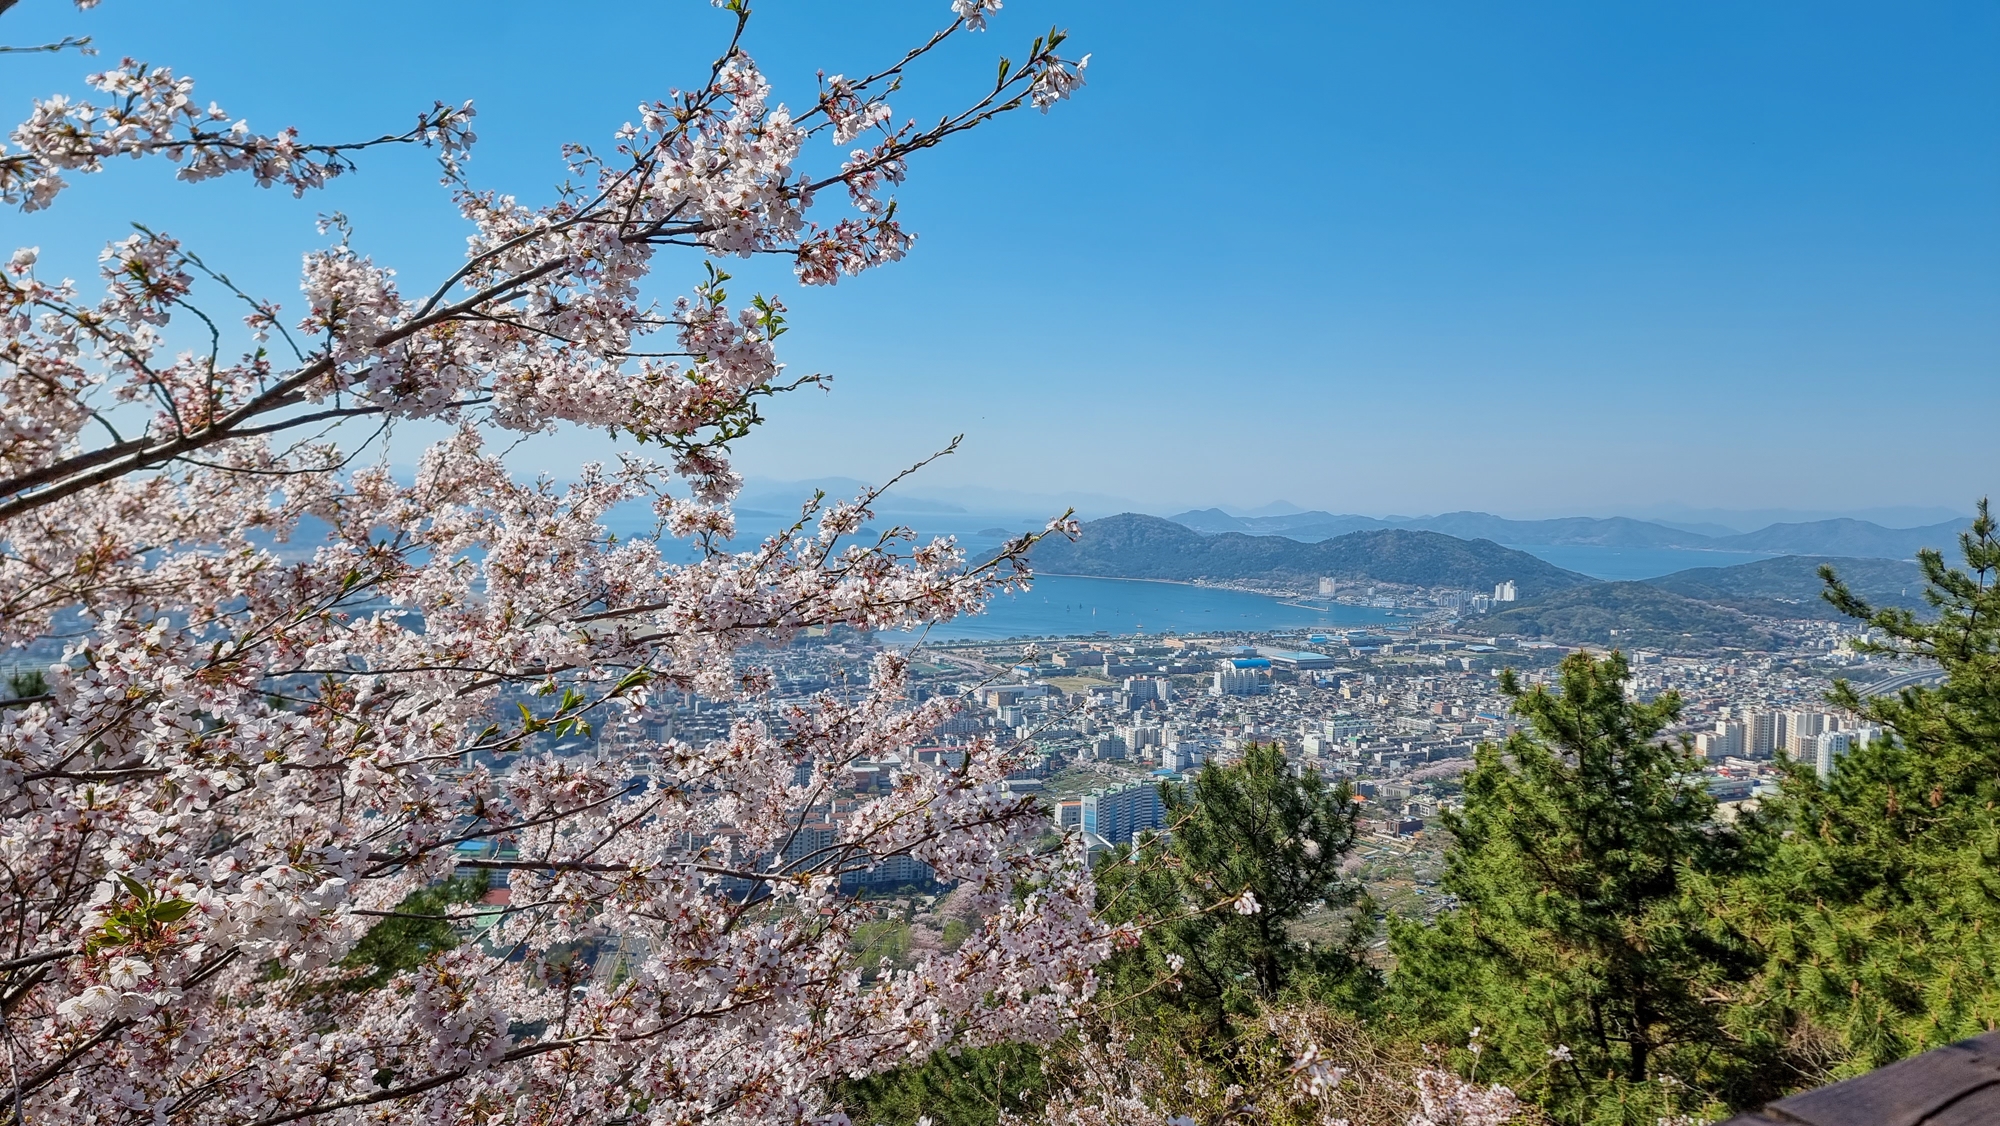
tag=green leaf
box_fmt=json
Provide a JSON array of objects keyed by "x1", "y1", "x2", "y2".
[{"x1": 516, "y1": 701, "x2": 546, "y2": 734}]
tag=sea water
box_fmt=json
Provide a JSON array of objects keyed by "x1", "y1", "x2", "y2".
[
  {"x1": 600, "y1": 508, "x2": 1407, "y2": 640},
  {"x1": 888, "y1": 575, "x2": 1408, "y2": 643}
]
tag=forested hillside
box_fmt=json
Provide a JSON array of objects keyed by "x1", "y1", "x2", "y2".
[
  {"x1": 1477, "y1": 582, "x2": 1790, "y2": 650},
  {"x1": 1030, "y1": 513, "x2": 1590, "y2": 597}
]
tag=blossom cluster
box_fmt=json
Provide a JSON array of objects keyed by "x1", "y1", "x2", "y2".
[
  {"x1": 0, "y1": 3, "x2": 1096, "y2": 1124},
  {"x1": 0, "y1": 58, "x2": 476, "y2": 210}
]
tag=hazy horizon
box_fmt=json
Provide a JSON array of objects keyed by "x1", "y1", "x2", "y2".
[{"x1": 726, "y1": 475, "x2": 1975, "y2": 534}]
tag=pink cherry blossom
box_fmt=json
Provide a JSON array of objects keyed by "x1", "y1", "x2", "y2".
[{"x1": 0, "y1": 2, "x2": 1097, "y2": 1124}]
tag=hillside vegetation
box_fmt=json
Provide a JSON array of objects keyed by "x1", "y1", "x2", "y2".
[
  {"x1": 1474, "y1": 557, "x2": 1927, "y2": 649},
  {"x1": 1030, "y1": 513, "x2": 1590, "y2": 597},
  {"x1": 1643, "y1": 554, "x2": 1928, "y2": 619},
  {"x1": 1478, "y1": 582, "x2": 1789, "y2": 651}
]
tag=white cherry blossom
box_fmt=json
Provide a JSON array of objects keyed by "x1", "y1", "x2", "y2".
[{"x1": 0, "y1": 3, "x2": 1097, "y2": 1124}]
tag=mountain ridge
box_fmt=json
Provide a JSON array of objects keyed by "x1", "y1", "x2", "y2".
[
  {"x1": 1164, "y1": 508, "x2": 1966, "y2": 560},
  {"x1": 1030, "y1": 513, "x2": 1591, "y2": 597}
]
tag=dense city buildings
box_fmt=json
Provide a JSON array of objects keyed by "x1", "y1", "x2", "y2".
[{"x1": 446, "y1": 594, "x2": 1926, "y2": 926}]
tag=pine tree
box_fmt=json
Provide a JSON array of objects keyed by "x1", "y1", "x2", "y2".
[
  {"x1": 338, "y1": 876, "x2": 489, "y2": 991},
  {"x1": 1096, "y1": 742, "x2": 1372, "y2": 1039},
  {"x1": 1727, "y1": 500, "x2": 2000, "y2": 1071},
  {"x1": 844, "y1": 744, "x2": 1371, "y2": 1124},
  {"x1": 1388, "y1": 652, "x2": 1776, "y2": 1123},
  {"x1": 833, "y1": 1042, "x2": 1051, "y2": 1126}
]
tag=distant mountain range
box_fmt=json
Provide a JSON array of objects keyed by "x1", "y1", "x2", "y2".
[
  {"x1": 1029, "y1": 514, "x2": 1593, "y2": 597},
  {"x1": 1167, "y1": 508, "x2": 1967, "y2": 561},
  {"x1": 1028, "y1": 514, "x2": 1935, "y2": 654}
]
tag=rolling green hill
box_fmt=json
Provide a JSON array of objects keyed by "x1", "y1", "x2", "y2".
[
  {"x1": 1642, "y1": 554, "x2": 1929, "y2": 620},
  {"x1": 1479, "y1": 583, "x2": 1789, "y2": 652},
  {"x1": 1029, "y1": 513, "x2": 1591, "y2": 597}
]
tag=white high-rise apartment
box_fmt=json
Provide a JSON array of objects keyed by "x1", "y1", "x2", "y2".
[
  {"x1": 1696, "y1": 721, "x2": 1743, "y2": 761},
  {"x1": 1123, "y1": 676, "x2": 1166, "y2": 704},
  {"x1": 1742, "y1": 711, "x2": 1776, "y2": 758},
  {"x1": 1813, "y1": 730, "x2": 1853, "y2": 780},
  {"x1": 1121, "y1": 723, "x2": 1163, "y2": 751},
  {"x1": 1783, "y1": 711, "x2": 1828, "y2": 761},
  {"x1": 1813, "y1": 725, "x2": 1883, "y2": 779},
  {"x1": 1713, "y1": 720, "x2": 1745, "y2": 761},
  {"x1": 1492, "y1": 581, "x2": 1518, "y2": 603},
  {"x1": 1211, "y1": 668, "x2": 1266, "y2": 696}
]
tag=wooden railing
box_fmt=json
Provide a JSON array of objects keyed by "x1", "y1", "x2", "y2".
[{"x1": 1721, "y1": 1031, "x2": 2000, "y2": 1125}]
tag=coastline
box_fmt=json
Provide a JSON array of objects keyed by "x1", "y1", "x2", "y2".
[
  {"x1": 1033, "y1": 571, "x2": 1290, "y2": 593},
  {"x1": 1033, "y1": 572, "x2": 1422, "y2": 615}
]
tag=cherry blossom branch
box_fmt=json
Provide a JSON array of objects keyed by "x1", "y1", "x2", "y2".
[
  {"x1": 0, "y1": 4, "x2": 1106, "y2": 1122},
  {"x1": 1, "y1": 60, "x2": 474, "y2": 210},
  {"x1": 0, "y1": 35, "x2": 92, "y2": 56}
]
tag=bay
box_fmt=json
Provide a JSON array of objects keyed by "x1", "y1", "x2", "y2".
[
  {"x1": 600, "y1": 504, "x2": 1779, "y2": 630},
  {"x1": 888, "y1": 575, "x2": 1409, "y2": 643}
]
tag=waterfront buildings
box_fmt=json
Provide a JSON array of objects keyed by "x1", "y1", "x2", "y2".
[{"x1": 451, "y1": 595, "x2": 1922, "y2": 927}]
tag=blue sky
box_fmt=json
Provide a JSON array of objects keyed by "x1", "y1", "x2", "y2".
[{"x1": 3, "y1": 0, "x2": 1994, "y2": 521}]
